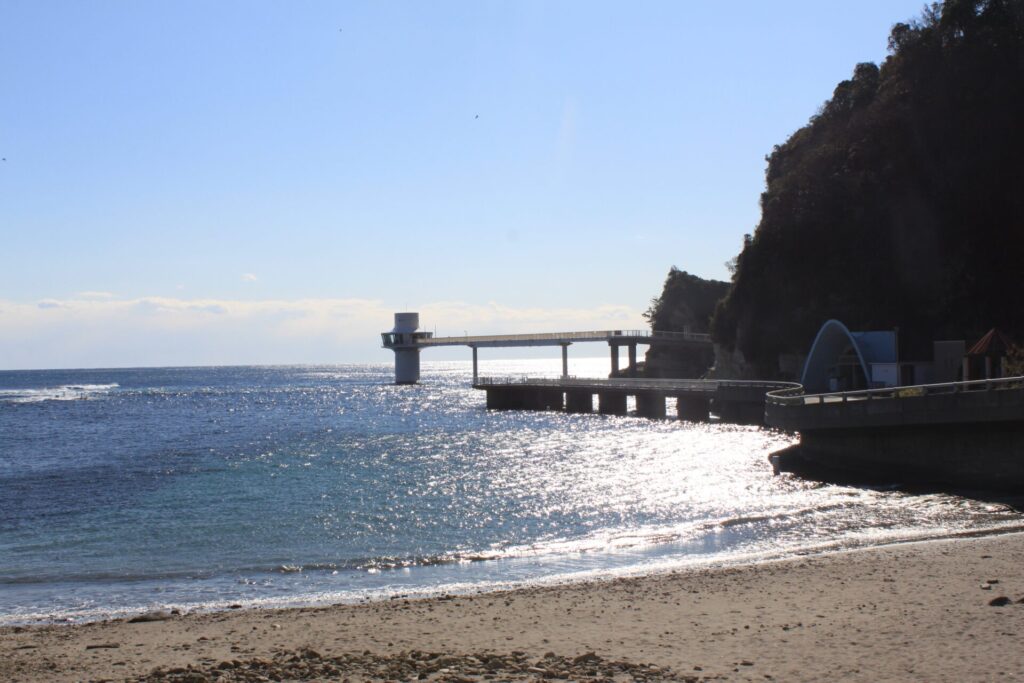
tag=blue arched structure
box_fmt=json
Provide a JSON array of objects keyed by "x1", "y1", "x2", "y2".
[{"x1": 800, "y1": 320, "x2": 873, "y2": 394}]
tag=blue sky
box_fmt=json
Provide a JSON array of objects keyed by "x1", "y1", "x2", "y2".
[{"x1": 0, "y1": 1, "x2": 925, "y2": 368}]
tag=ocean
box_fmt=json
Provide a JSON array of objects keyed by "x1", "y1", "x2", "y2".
[{"x1": 1, "y1": 359, "x2": 1021, "y2": 625}]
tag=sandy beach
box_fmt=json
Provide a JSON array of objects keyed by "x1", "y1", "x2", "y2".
[{"x1": 3, "y1": 531, "x2": 1024, "y2": 682}]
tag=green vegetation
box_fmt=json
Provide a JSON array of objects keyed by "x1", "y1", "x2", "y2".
[
  {"x1": 644, "y1": 268, "x2": 729, "y2": 334},
  {"x1": 641, "y1": 269, "x2": 727, "y2": 377},
  {"x1": 662, "y1": 0, "x2": 1024, "y2": 377}
]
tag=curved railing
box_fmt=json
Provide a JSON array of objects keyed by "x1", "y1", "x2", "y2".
[
  {"x1": 765, "y1": 375, "x2": 1024, "y2": 407},
  {"x1": 764, "y1": 375, "x2": 1024, "y2": 431}
]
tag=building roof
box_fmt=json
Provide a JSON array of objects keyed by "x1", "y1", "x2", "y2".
[{"x1": 967, "y1": 328, "x2": 1013, "y2": 356}]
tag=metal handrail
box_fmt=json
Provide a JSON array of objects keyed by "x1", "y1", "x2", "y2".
[
  {"x1": 417, "y1": 328, "x2": 711, "y2": 345},
  {"x1": 476, "y1": 376, "x2": 712, "y2": 389},
  {"x1": 765, "y1": 375, "x2": 1024, "y2": 407},
  {"x1": 475, "y1": 376, "x2": 799, "y2": 392}
]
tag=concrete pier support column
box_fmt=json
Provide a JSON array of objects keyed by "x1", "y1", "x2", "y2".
[
  {"x1": 394, "y1": 348, "x2": 421, "y2": 385},
  {"x1": 566, "y1": 390, "x2": 593, "y2": 413},
  {"x1": 636, "y1": 392, "x2": 666, "y2": 418},
  {"x1": 514, "y1": 388, "x2": 563, "y2": 411},
  {"x1": 716, "y1": 401, "x2": 765, "y2": 425},
  {"x1": 505, "y1": 388, "x2": 529, "y2": 410},
  {"x1": 489, "y1": 387, "x2": 564, "y2": 412},
  {"x1": 472, "y1": 346, "x2": 479, "y2": 384},
  {"x1": 486, "y1": 387, "x2": 505, "y2": 409},
  {"x1": 487, "y1": 387, "x2": 528, "y2": 410},
  {"x1": 540, "y1": 389, "x2": 564, "y2": 411},
  {"x1": 610, "y1": 344, "x2": 620, "y2": 376},
  {"x1": 741, "y1": 403, "x2": 766, "y2": 426},
  {"x1": 561, "y1": 344, "x2": 569, "y2": 379},
  {"x1": 677, "y1": 395, "x2": 710, "y2": 422},
  {"x1": 521, "y1": 389, "x2": 545, "y2": 411},
  {"x1": 627, "y1": 344, "x2": 638, "y2": 377},
  {"x1": 598, "y1": 391, "x2": 628, "y2": 416}
]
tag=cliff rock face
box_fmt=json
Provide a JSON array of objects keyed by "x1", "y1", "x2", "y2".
[
  {"x1": 709, "y1": 0, "x2": 1024, "y2": 377},
  {"x1": 707, "y1": 345, "x2": 754, "y2": 380},
  {"x1": 643, "y1": 268, "x2": 729, "y2": 378},
  {"x1": 644, "y1": 345, "x2": 716, "y2": 379}
]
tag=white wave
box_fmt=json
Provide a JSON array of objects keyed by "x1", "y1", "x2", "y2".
[
  {"x1": 0, "y1": 383, "x2": 119, "y2": 403},
  {"x1": 9, "y1": 521, "x2": 1024, "y2": 627}
]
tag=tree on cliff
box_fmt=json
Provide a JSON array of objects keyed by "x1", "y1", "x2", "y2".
[
  {"x1": 644, "y1": 268, "x2": 730, "y2": 333},
  {"x1": 710, "y1": 0, "x2": 1024, "y2": 376},
  {"x1": 642, "y1": 268, "x2": 727, "y2": 378}
]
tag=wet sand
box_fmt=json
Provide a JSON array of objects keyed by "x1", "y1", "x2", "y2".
[{"x1": 3, "y1": 531, "x2": 1024, "y2": 682}]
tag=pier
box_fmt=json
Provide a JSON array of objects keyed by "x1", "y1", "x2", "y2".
[
  {"x1": 380, "y1": 312, "x2": 793, "y2": 424},
  {"x1": 380, "y1": 314, "x2": 1024, "y2": 488},
  {"x1": 381, "y1": 312, "x2": 711, "y2": 384},
  {"x1": 475, "y1": 376, "x2": 796, "y2": 424}
]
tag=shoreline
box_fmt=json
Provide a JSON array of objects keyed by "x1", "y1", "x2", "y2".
[
  {"x1": 4, "y1": 530, "x2": 1024, "y2": 682},
  {"x1": 7, "y1": 519, "x2": 1024, "y2": 629}
]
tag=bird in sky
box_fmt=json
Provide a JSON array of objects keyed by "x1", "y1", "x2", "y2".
[{"x1": 474, "y1": 114, "x2": 479, "y2": 119}]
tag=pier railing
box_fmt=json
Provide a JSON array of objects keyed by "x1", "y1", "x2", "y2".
[
  {"x1": 420, "y1": 329, "x2": 711, "y2": 346},
  {"x1": 765, "y1": 375, "x2": 1024, "y2": 431},
  {"x1": 765, "y1": 375, "x2": 1024, "y2": 407},
  {"x1": 476, "y1": 376, "x2": 798, "y2": 393},
  {"x1": 476, "y1": 376, "x2": 714, "y2": 391}
]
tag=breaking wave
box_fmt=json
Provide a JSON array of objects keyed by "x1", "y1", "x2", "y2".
[{"x1": 0, "y1": 383, "x2": 119, "y2": 403}]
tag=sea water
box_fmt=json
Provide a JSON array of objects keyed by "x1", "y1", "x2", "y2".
[{"x1": 1, "y1": 359, "x2": 1021, "y2": 624}]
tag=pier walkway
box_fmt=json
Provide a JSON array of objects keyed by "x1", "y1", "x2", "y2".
[
  {"x1": 421, "y1": 329, "x2": 710, "y2": 381},
  {"x1": 418, "y1": 329, "x2": 710, "y2": 347}
]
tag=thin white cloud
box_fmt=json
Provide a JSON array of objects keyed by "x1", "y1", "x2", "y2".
[
  {"x1": 0, "y1": 295, "x2": 644, "y2": 369},
  {"x1": 75, "y1": 290, "x2": 116, "y2": 299},
  {"x1": 241, "y1": 273, "x2": 258, "y2": 282}
]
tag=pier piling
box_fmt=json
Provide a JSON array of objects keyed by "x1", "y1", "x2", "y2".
[{"x1": 598, "y1": 391, "x2": 628, "y2": 416}]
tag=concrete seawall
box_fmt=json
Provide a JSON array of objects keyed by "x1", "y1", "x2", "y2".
[
  {"x1": 766, "y1": 379, "x2": 1024, "y2": 491},
  {"x1": 775, "y1": 423, "x2": 1024, "y2": 490}
]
